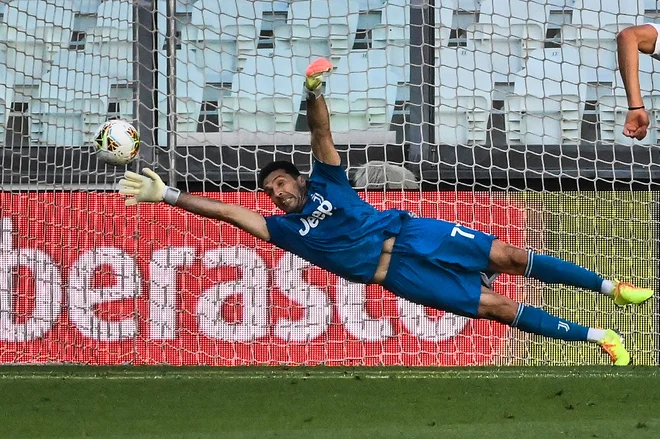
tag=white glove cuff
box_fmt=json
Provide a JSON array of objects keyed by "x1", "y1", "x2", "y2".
[
  {"x1": 304, "y1": 83, "x2": 324, "y2": 100},
  {"x1": 163, "y1": 186, "x2": 181, "y2": 206}
]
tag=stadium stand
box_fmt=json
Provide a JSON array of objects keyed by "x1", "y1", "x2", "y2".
[
  {"x1": 466, "y1": 0, "x2": 551, "y2": 82},
  {"x1": 326, "y1": 50, "x2": 399, "y2": 132},
  {"x1": 273, "y1": 0, "x2": 359, "y2": 71},
  {"x1": 185, "y1": 0, "x2": 263, "y2": 76},
  {"x1": 370, "y1": 0, "x2": 409, "y2": 83},
  {"x1": 31, "y1": 0, "x2": 132, "y2": 146},
  {"x1": 0, "y1": 0, "x2": 75, "y2": 144},
  {"x1": 174, "y1": 46, "x2": 205, "y2": 134},
  {"x1": 435, "y1": 48, "x2": 494, "y2": 145},
  {"x1": 505, "y1": 47, "x2": 585, "y2": 146},
  {"x1": 227, "y1": 50, "x2": 304, "y2": 133},
  {"x1": 1, "y1": 0, "x2": 660, "y2": 186}
]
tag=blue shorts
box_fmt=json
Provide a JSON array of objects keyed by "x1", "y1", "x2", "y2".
[{"x1": 382, "y1": 218, "x2": 496, "y2": 318}]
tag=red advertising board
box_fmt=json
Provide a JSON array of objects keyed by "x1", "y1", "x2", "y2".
[{"x1": 0, "y1": 192, "x2": 525, "y2": 365}]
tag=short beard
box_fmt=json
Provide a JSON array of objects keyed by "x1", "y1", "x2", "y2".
[{"x1": 292, "y1": 184, "x2": 308, "y2": 213}]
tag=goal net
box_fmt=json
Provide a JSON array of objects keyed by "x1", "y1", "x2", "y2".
[{"x1": 0, "y1": 0, "x2": 657, "y2": 366}]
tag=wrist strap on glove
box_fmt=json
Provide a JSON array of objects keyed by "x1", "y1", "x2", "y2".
[
  {"x1": 304, "y1": 82, "x2": 324, "y2": 101},
  {"x1": 163, "y1": 186, "x2": 181, "y2": 206}
]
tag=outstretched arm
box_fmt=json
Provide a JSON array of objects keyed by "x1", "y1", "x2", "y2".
[
  {"x1": 305, "y1": 59, "x2": 341, "y2": 166},
  {"x1": 616, "y1": 24, "x2": 658, "y2": 139},
  {"x1": 118, "y1": 169, "x2": 270, "y2": 241},
  {"x1": 172, "y1": 193, "x2": 270, "y2": 241},
  {"x1": 617, "y1": 25, "x2": 658, "y2": 108}
]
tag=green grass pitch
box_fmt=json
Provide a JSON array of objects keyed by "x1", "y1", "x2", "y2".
[{"x1": 0, "y1": 366, "x2": 659, "y2": 438}]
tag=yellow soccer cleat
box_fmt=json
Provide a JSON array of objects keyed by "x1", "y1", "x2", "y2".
[
  {"x1": 613, "y1": 281, "x2": 654, "y2": 307},
  {"x1": 598, "y1": 329, "x2": 630, "y2": 366},
  {"x1": 305, "y1": 58, "x2": 333, "y2": 96}
]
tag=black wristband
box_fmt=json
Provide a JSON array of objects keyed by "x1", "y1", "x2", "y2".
[{"x1": 629, "y1": 106, "x2": 645, "y2": 110}]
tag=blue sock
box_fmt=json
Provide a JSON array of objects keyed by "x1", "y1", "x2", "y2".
[
  {"x1": 512, "y1": 304, "x2": 589, "y2": 341},
  {"x1": 526, "y1": 252, "x2": 604, "y2": 293}
]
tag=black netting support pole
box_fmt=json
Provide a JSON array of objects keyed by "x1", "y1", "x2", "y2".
[
  {"x1": 407, "y1": 0, "x2": 435, "y2": 172},
  {"x1": 134, "y1": 0, "x2": 157, "y2": 170}
]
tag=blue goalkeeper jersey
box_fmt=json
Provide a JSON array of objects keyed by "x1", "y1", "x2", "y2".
[{"x1": 265, "y1": 160, "x2": 412, "y2": 284}]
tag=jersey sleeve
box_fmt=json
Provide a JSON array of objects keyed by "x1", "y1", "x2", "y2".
[
  {"x1": 264, "y1": 215, "x2": 286, "y2": 247},
  {"x1": 646, "y1": 23, "x2": 660, "y2": 59},
  {"x1": 310, "y1": 159, "x2": 351, "y2": 187}
]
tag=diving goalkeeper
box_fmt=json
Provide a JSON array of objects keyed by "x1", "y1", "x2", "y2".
[{"x1": 118, "y1": 59, "x2": 653, "y2": 366}]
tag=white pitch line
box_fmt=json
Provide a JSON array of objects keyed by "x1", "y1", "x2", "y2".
[{"x1": 0, "y1": 370, "x2": 658, "y2": 380}]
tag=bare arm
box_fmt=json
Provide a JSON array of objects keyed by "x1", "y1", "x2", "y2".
[
  {"x1": 307, "y1": 96, "x2": 341, "y2": 166},
  {"x1": 175, "y1": 193, "x2": 270, "y2": 241},
  {"x1": 617, "y1": 24, "x2": 659, "y2": 108}
]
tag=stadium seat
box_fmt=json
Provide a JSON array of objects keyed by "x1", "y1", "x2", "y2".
[
  {"x1": 185, "y1": 0, "x2": 263, "y2": 75},
  {"x1": 325, "y1": 50, "x2": 400, "y2": 132},
  {"x1": 466, "y1": 0, "x2": 549, "y2": 82},
  {"x1": 0, "y1": 0, "x2": 75, "y2": 85},
  {"x1": 563, "y1": 0, "x2": 645, "y2": 51},
  {"x1": 435, "y1": 48, "x2": 494, "y2": 145},
  {"x1": 181, "y1": 0, "x2": 263, "y2": 132},
  {"x1": 85, "y1": 0, "x2": 134, "y2": 81},
  {"x1": 505, "y1": 47, "x2": 586, "y2": 146},
  {"x1": 274, "y1": 0, "x2": 359, "y2": 73},
  {"x1": 174, "y1": 45, "x2": 205, "y2": 133},
  {"x1": 226, "y1": 51, "x2": 304, "y2": 132},
  {"x1": 371, "y1": 0, "x2": 410, "y2": 83},
  {"x1": 32, "y1": 51, "x2": 111, "y2": 146},
  {"x1": 434, "y1": 0, "x2": 457, "y2": 47},
  {"x1": 598, "y1": 55, "x2": 660, "y2": 145},
  {"x1": 577, "y1": 46, "x2": 617, "y2": 83}
]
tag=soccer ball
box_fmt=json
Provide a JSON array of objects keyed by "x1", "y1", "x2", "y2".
[{"x1": 93, "y1": 120, "x2": 140, "y2": 166}]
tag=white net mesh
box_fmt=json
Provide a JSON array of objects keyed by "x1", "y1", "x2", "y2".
[{"x1": 0, "y1": 0, "x2": 658, "y2": 366}]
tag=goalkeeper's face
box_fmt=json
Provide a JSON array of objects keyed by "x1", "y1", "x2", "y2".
[{"x1": 262, "y1": 169, "x2": 307, "y2": 214}]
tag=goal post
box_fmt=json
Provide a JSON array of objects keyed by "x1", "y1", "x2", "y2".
[{"x1": 0, "y1": 0, "x2": 657, "y2": 366}]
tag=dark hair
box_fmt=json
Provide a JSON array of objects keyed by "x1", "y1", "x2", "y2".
[{"x1": 258, "y1": 161, "x2": 302, "y2": 189}]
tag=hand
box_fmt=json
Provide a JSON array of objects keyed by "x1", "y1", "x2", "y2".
[
  {"x1": 305, "y1": 58, "x2": 333, "y2": 92},
  {"x1": 623, "y1": 108, "x2": 650, "y2": 140},
  {"x1": 118, "y1": 168, "x2": 166, "y2": 206}
]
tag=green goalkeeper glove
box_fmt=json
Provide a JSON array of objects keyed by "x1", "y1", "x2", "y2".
[
  {"x1": 118, "y1": 168, "x2": 180, "y2": 207},
  {"x1": 304, "y1": 58, "x2": 333, "y2": 100}
]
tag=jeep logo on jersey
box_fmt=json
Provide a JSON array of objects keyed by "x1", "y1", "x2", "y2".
[{"x1": 299, "y1": 193, "x2": 334, "y2": 236}]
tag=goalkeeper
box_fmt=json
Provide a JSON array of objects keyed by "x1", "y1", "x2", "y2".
[{"x1": 119, "y1": 59, "x2": 653, "y2": 366}]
